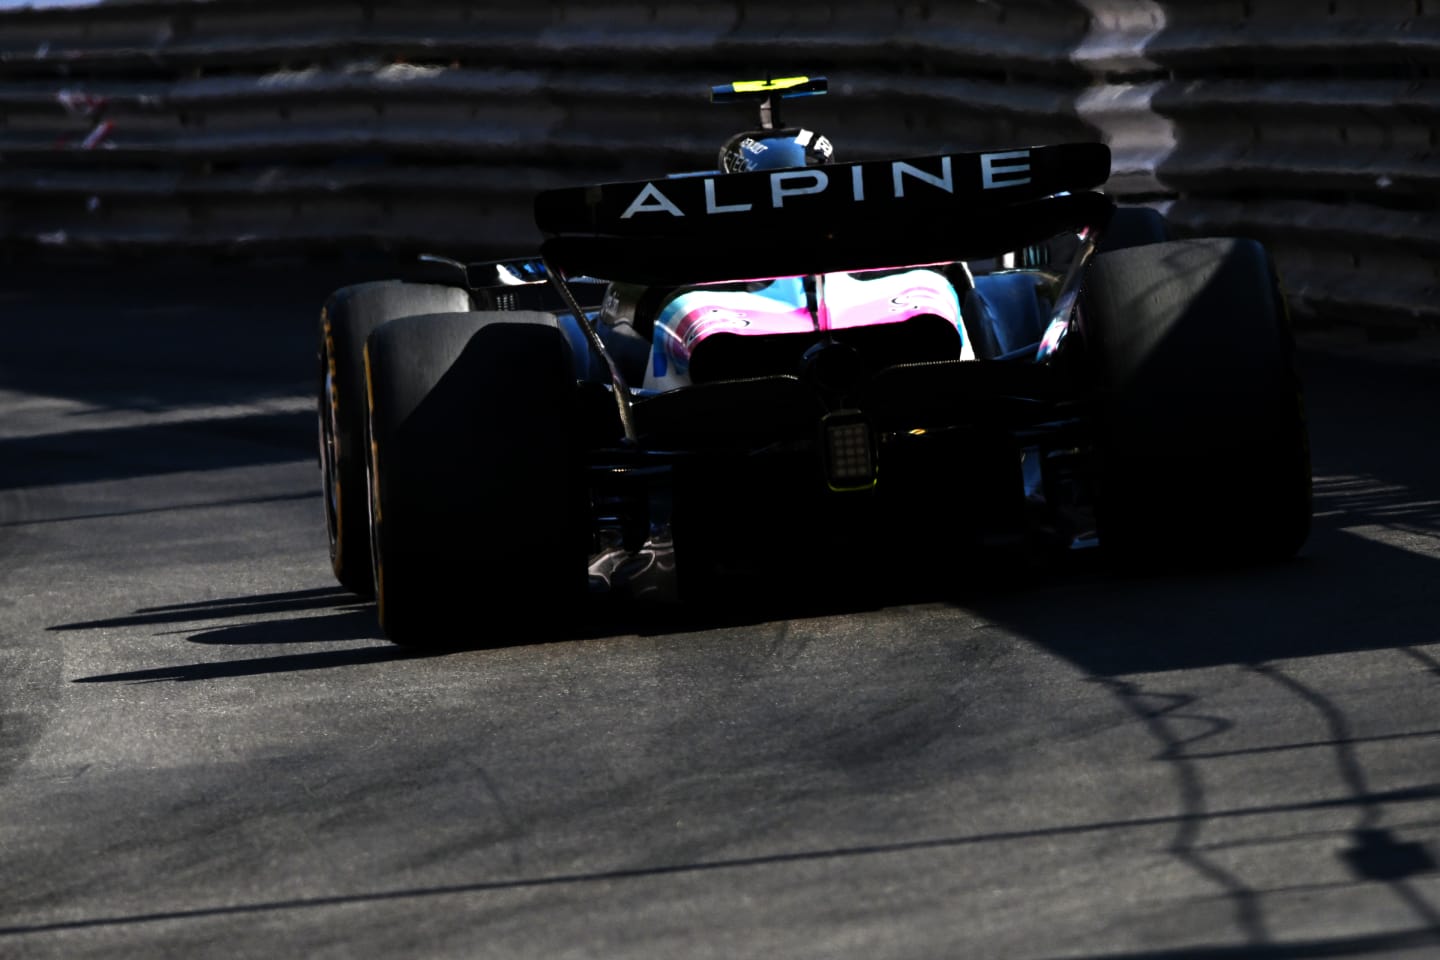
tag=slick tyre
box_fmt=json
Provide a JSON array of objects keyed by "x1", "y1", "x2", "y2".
[
  {"x1": 364, "y1": 311, "x2": 588, "y2": 648},
  {"x1": 1083, "y1": 238, "x2": 1311, "y2": 565},
  {"x1": 319, "y1": 281, "x2": 469, "y2": 596},
  {"x1": 1097, "y1": 206, "x2": 1171, "y2": 254}
]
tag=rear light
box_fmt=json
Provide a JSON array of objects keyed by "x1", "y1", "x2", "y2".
[{"x1": 821, "y1": 410, "x2": 877, "y2": 492}]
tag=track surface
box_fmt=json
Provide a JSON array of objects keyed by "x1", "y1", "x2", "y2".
[{"x1": 1, "y1": 262, "x2": 1438, "y2": 958}]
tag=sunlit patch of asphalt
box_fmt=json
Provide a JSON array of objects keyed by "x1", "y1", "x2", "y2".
[
  {"x1": 0, "y1": 491, "x2": 319, "y2": 528},
  {"x1": 0, "y1": 391, "x2": 314, "y2": 441}
]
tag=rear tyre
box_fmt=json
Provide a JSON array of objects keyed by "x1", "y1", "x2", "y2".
[
  {"x1": 1098, "y1": 206, "x2": 1171, "y2": 253},
  {"x1": 364, "y1": 311, "x2": 588, "y2": 648},
  {"x1": 1083, "y1": 238, "x2": 1311, "y2": 565},
  {"x1": 319, "y1": 281, "x2": 469, "y2": 596}
]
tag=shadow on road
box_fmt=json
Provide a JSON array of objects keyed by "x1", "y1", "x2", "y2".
[
  {"x1": 0, "y1": 260, "x2": 382, "y2": 414},
  {"x1": 70, "y1": 641, "x2": 412, "y2": 684},
  {"x1": 938, "y1": 350, "x2": 1440, "y2": 956},
  {"x1": 32, "y1": 337, "x2": 1440, "y2": 955},
  {"x1": 3, "y1": 796, "x2": 1438, "y2": 948},
  {"x1": 0, "y1": 261, "x2": 391, "y2": 489},
  {"x1": 962, "y1": 348, "x2": 1440, "y2": 677},
  {"x1": 0, "y1": 411, "x2": 315, "y2": 490},
  {"x1": 185, "y1": 608, "x2": 377, "y2": 646},
  {"x1": 52, "y1": 586, "x2": 360, "y2": 632},
  {"x1": 63, "y1": 588, "x2": 402, "y2": 683}
]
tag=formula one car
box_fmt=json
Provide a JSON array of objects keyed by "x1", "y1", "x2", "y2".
[{"x1": 318, "y1": 76, "x2": 1311, "y2": 648}]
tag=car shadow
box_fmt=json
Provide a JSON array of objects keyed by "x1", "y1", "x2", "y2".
[
  {"x1": 51, "y1": 586, "x2": 362, "y2": 632},
  {"x1": 71, "y1": 641, "x2": 413, "y2": 684},
  {"x1": 185, "y1": 608, "x2": 379, "y2": 646},
  {"x1": 63, "y1": 587, "x2": 409, "y2": 684}
]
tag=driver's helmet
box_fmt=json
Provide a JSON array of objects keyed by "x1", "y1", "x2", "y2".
[{"x1": 718, "y1": 127, "x2": 835, "y2": 174}]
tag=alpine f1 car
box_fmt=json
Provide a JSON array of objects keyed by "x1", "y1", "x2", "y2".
[{"x1": 318, "y1": 76, "x2": 1311, "y2": 648}]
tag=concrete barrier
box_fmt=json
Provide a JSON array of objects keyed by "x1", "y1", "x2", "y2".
[
  {"x1": 1, "y1": 0, "x2": 1434, "y2": 333},
  {"x1": 1081, "y1": 0, "x2": 1439, "y2": 333}
]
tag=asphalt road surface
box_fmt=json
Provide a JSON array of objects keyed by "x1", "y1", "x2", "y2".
[{"x1": 1, "y1": 260, "x2": 1438, "y2": 959}]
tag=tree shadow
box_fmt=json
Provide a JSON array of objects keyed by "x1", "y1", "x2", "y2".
[{"x1": 938, "y1": 348, "x2": 1440, "y2": 953}]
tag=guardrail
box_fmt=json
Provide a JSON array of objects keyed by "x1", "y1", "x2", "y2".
[{"x1": 1, "y1": 0, "x2": 1435, "y2": 334}]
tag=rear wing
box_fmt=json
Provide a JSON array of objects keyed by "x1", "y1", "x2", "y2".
[
  {"x1": 711, "y1": 75, "x2": 828, "y2": 129},
  {"x1": 534, "y1": 142, "x2": 1112, "y2": 285},
  {"x1": 710, "y1": 75, "x2": 828, "y2": 104}
]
